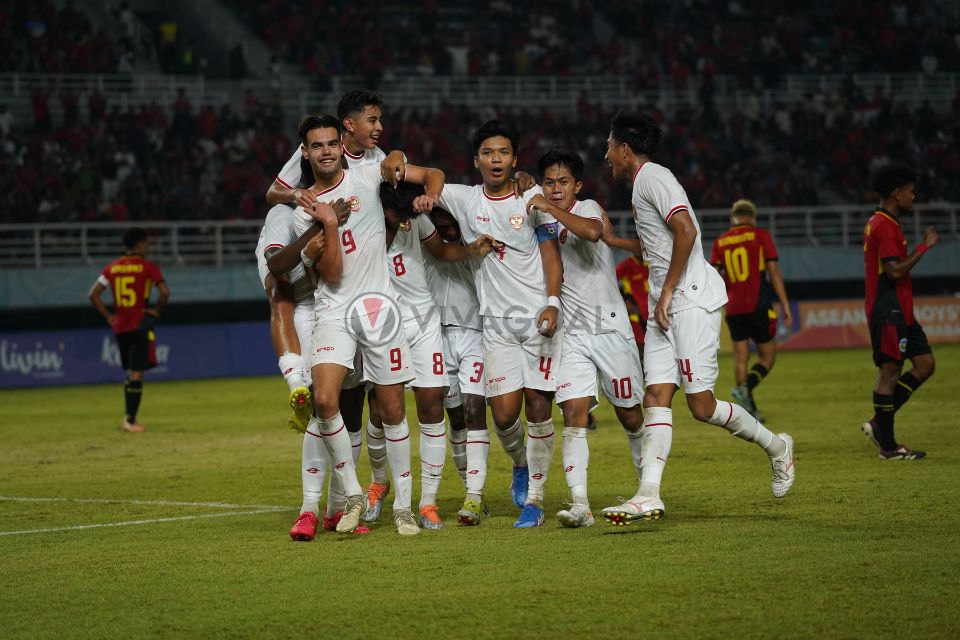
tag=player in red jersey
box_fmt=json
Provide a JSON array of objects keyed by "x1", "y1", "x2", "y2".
[
  {"x1": 709, "y1": 199, "x2": 791, "y2": 422},
  {"x1": 861, "y1": 164, "x2": 939, "y2": 460},
  {"x1": 89, "y1": 228, "x2": 170, "y2": 433},
  {"x1": 616, "y1": 253, "x2": 649, "y2": 360}
]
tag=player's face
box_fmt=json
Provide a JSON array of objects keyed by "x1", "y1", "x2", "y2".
[
  {"x1": 302, "y1": 127, "x2": 343, "y2": 180},
  {"x1": 474, "y1": 135, "x2": 517, "y2": 191},
  {"x1": 894, "y1": 183, "x2": 916, "y2": 212},
  {"x1": 383, "y1": 207, "x2": 402, "y2": 231},
  {"x1": 345, "y1": 106, "x2": 383, "y2": 150},
  {"x1": 604, "y1": 133, "x2": 630, "y2": 182},
  {"x1": 430, "y1": 208, "x2": 462, "y2": 243},
  {"x1": 541, "y1": 163, "x2": 582, "y2": 210}
]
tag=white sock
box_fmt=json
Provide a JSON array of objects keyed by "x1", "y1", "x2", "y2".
[
  {"x1": 317, "y1": 412, "x2": 362, "y2": 497},
  {"x1": 366, "y1": 420, "x2": 389, "y2": 483},
  {"x1": 325, "y1": 474, "x2": 346, "y2": 518},
  {"x1": 496, "y1": 418, "x2": 527, "y2": 467},
  {"x1": 465, "y1": 429, "x2": 490, "y2": 498},
  {"x1": 449, "y1": 425, "x2": 468, "y2": 482},
  {"x1": 349, "y1": 429, "x2": 362, "y2": 465},
  {"x1": 419, "y1": 420, "x2": 446, "y2": 508},
  {"x1": 638, "y1": 407, "x2": 673, "y2": 498},
  {"x1": 561, "y1": 427, "x2": 589, "y2": 508},
  {"x1": 525, "y1": 419, "x2": 555, "y2": 505},
  {"x1": 300, "y1": 417, "x2": 327, "y2": 515},
  {"x1": 709, "y1": 400, "x2": 786, "y2": 457},
  {"x1": 278, "y1": 352, "x2": 305, "y2": 391},
  {"x1": 383, "y1": 418, "x2": 412, "y2": 512}
]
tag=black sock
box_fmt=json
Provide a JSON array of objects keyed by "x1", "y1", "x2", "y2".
[
  {"x1": 125, "y1": 380, "x2": 143, "y2": 422},
  {"x1": 872, "y1": 392, "x2": 896, "y2": 450},
  {"x1": 746, "y1": 363, "x2": 769, "y2": 391},
  {"x1": 893, "y1": 372, "x2": 923, "y2": 412}
]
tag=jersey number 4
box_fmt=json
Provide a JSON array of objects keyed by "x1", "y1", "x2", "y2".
[{"x1": 676, "y1": 358, "x2": 694, "y2": 383}]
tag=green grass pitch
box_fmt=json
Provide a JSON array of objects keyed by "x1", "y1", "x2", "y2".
[{"x1": 2, "y1": 347, "x2": 959, "y2": 639}]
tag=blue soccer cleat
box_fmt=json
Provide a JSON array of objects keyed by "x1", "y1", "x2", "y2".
[
  {"x1": 510, "y1": 465, "x2": 529, "y2": 508},
  {"x1": 513, "y1": 503, "x2": 544, "y2": 528}
]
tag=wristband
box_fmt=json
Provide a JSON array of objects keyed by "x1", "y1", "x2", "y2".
[
  {"x1": 547, "y1": 295, "x2": 561, "y2": 310},
  {"x1": 915, "y1": 242, "x2": 928, "y2": 256},
  {"x1": 300, "y1": 248, "x2": 315, "y2": 267}
]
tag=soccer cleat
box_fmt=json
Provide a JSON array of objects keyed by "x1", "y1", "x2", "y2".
[
  {"x1": 419, "y1": 504, "x2": 443, "y2": 530},
  {"x1": 394, "y1": 509, "x2": 421, "y2": 536},
  {"x1": 879, "y1": 444, "x2": 927, "y2": 460},
  {"x1": 362, "y1": 481, "x2": 390, "y2": 523},
  {"x1": 321, "y1": 511, "x2": 370, "y2": 534},
  {"x1": 731, "y1": 384, "x2": 755, "y2": 413},
  {"x1": 121, "y1": 419, "x2": 144, "y2": 433},
  {"x1": 770, "y1": 432, "x2": 796, "y2": 498},
  {"x1": 860, "y1": 419, "x2": 880, "y2": 449},
  {"x1": 510, "y1": 465, "x2": 529, "y2": 508},
  {"x1": 336, "y1": 495, "x2": 368, "y2": 533},
  {"x1": 513, "y1": 504, "x2": 545, "y2": 528},
  {"x1": 289, "y1": 512, "x2": 319, "y2": 541},
  {"x1": 601, "y1": 496, "x2": 665, "y2": 526},
  {"x1": 457, "y1": 498, "x2": 489, "y2": 526},
  {"x1": 557, "y1": 503, "x2": 595, "y2": 528},
  {"x1": 288, "y1": 386, "x2": 312, "y2": 433}
]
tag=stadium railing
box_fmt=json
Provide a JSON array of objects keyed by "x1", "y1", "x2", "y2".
[{"x1": 2, "y1": 204, "x2": 955, "y2": 269}]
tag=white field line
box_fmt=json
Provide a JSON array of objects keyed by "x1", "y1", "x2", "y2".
[
  {"x1": 0, "y1": 495, "x2": 288, "y2": 509},
  {"x1": 0, "y1": 507, "x2": 291, "y2": 537}
]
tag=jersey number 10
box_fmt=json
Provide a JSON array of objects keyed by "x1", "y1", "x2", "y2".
[{"x1": 723, "y1": 247, "x2": 750, "y2": 283}]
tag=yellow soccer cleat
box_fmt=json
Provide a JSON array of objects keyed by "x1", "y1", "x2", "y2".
[{"x1": 288, "y1": 386, "x2": 312, "y2": 433}]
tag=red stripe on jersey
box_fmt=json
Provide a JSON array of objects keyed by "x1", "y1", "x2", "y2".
[
  {"x1": 482, "y1": 186, "x2": 514, "y2": 201},
  {"x1": 264, "y1": 243, "x2": 284, "y2": 250},
  {"x1": 342, "y1": 145, "x2": 364, "y2": 159},
  {"x1": 420, "y1": 229, "x2": 438, "y2": 243},
  {"x1": 632, "y1": 161, "x2": 648, "y2": 183},
  {"x1": 275, "y1": 176, "x2": 293, "y2": 189},
  {"x1": 316, "y1": 172, "x2": 345, "y2": 196},
  {"x1": 664, "y1": 205, "x2": 687, "y2": 222}
]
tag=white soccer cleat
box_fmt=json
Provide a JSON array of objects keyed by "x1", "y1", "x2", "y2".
[
  {"x1": 336, "y1": 494, "x2": 367, "y2": 533},
  {"x1": 770, "y1": 432, "x2": 795, "y2": 498},
  {"x1": 394, "y1": 509, "x2": 421, "y2": 536},
  {"x1": 601, "y1": 496, "x2": 665, "y2": 526},
  {"x1": 557, "y1": 503, "x2": 595, "y2": 528}
]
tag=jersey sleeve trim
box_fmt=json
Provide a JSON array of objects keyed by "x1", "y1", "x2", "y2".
[
  {"x1": 274, "y1": 176, "x2": 293, "y2": 189},
  {"x1": 264, "y1": 242, "x2": 285, "y2": 250},
  {"x1": 420, "y1": 229, "x2": 438, "y2": 243},
  {"x1": 664, "y1": 204, "x2": 687, "y2": 222}
]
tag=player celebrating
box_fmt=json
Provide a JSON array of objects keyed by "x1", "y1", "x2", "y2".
[
  {"x1": 437, "y1": 120, "x2": 563, "y2": 528},
  {"x1": 525, "y1": 149, "x2": 645, "y2": 528},
  {"x1": 89, "y1": 227, "x2": 169, "y2": 433},
  {"x1": 709, "y1": 199, "x2": 792, "y2": 422},
  {"x1": 860, "y1": 164, "x2": 938, "y2": 459},
  {"x1": 600, "y1": 111, "x2": 795, "y2": 524}
]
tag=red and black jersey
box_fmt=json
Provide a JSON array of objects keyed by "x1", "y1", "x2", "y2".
[
  {"x1": 709, "y1": 224, "x2": 778, "y2": 315},
  {"x1": 863, "y1": 209, "x2": 913, "y2": 325},
  {"x1": 99, "y1": 255, "x2": 165, "y2": 334},
  {"x1": 616, "y1": 255, "x2": 649, "y2": 322}
]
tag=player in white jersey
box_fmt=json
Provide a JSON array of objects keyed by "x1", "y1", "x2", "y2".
[
  {"x1": 436, "y1": 120, "x2": 564, "y2": 529},
  {"x1": 294, "y1": 114, "x2": 444, "y2": 536},
  {"x1": 522, "y1": 149, "x2": 646, "y2": 528},
  {"x1": 599, "y1": 111, "x2": 796, "y2": 525}
]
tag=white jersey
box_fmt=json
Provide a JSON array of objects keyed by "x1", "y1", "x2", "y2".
[
  {"x1": 274, "y1": 144, "x2": 386, "y2": 189},
  {"x1": 255, "y1": 205, "x2": 313, "y2": 302},
  {"x1": 631, "y1": 162, "x2": 726, "y2": 314},
  {"x1": 439, "y1": 184, "x2": 554, "y2": 318},
  {"x1": 424, "y1": 252, "x2": 482, "y2": 329},
  {"x1": 291, "y1": 165, "x2": 395, "y2": 318},
  {"x1": 555, "y1": 199, "x2": 632, "y2": 338},
  {"x1": 386, "y1": 215, "x2": 439, "y2": 323}
]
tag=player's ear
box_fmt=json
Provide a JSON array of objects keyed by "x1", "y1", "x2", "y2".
[
  {"x1": 342, "y1": 117, "x2": 355, "y2": 134},
  {"x1": 473, "y1": 155, "x2": 479, "y2": 169},
  {"x1": 300, "y1": 143, "x2": 307, "y2": 159},
  {"x1": 574, "y1": 180, "x2": 583, "y2": 195}
]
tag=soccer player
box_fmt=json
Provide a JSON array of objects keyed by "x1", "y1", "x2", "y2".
[
  {"x1": 709, "y1": 199, "x2": 792, "y2": 422},
  {"x1": 436, "y1": 120, "x2": 564, "y2": 528},
  {"x1": 616, "y1": 252, "x2": 649, "y2": 363},
  {"x1": 599, "y1": 111, "x2": 795, "y2": 524},
  {"x1": 526, "y1": 149, "x2": 645, "y2": 528},
  {"x1": 293, "y1": 114, "x2": 444, "y2": 536},
  {"x1": 860, "y1": 163, "x2": 939, "y2": 460},
  {"x1": 89, "y1": 227, "x2": 169, "y2": 433}
]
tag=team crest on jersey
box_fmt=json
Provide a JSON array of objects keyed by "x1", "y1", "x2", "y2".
[
  {"x1": 899, "y1": 338, "x2": 908, "y2": 353},
  {"x1": 559, "y1": 228, "x2": 568, "y2": 244},
  {"x1": 348, "y1": 195, "x2": 361, "y2": 212},
  {"x1": 399, "y1": 220, "x2": 412, "y2": 232},
  {"x1": 509, "y1": 215, "x2": 524, "y2": 230},
  {"x1": 344, "y1": 292, "x2": 402, "y2": 346}
]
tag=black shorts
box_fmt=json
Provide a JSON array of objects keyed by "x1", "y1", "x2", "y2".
[
  {"x1": 115, "y1": 319, "x2": 157, "y2": 372},
  {"x1": 725, "y1": 306, "x2": 777, "y2": 344},
  {"x1": 870, "y1": 322, "x2": 932, "y2": 367}
]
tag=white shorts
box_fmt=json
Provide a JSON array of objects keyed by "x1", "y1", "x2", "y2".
[
  {"x1": 555, "y1": 331, "x2": 642, "y2": 408},
  {"x1": 442, "y1": 325, "x2": 484, "y2": 408},
  {"x1": 403, "y1": 315, "x2": 447, "y2": 389},
  {"x1": 482, "y1": 316, "x2": 562, "y2": 397},
  {"x1": 310, "y1": 316, "x2": 413, "y2": 387},
  {"x1": 644, "y1": 306, "x2": 720, "y2": 394}
]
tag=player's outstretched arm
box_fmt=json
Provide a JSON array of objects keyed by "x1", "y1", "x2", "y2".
[
  {"x1": 401, "y1": 163, "x2": 445, "y2": 212},
  {"x1": 424, "y1": 233, "x2": 500, "y2": 262},
  {"x1": 537, "y1": 237, "x2": 562, "y2": 337},
  {"x1": 882, "y1": 225, "x2": 939, "y2": 281},
  {"x1": 527, "y1": 193, "x2": 602, "y2": 242},
  {"x1": 600, "y1": 210, "x2": 644, "y2": 254},
  {"x1": 765, "y1": 260, "x2": 792, "y2": 328},
  {"x1": 267, "y1": 183, "x2": 317, "y2": 209},
  {"x1": 654, "y1": 208, "x2": 697, "y2": 330},
  {"x1": 88, "y1": 281, "x2": 114, "y2": 329}
]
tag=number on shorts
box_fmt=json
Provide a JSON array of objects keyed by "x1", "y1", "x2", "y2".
[
  {"x1": 611, "y1": 377, "x2": 632, "y2": 399},
  {"x1": 432, "y1": 352, "x2": 444, "y2": 375},
  {"x1": 469, "y1": 361, "x2": 484, "y2": 383},
  {"x1": 494, "y1": 244, "x2": 506, "y2": 261},
  {"x1": 538, "y1": 356, "x2": 553, "y2": 380},
  {"x1": 389, "y1": 348, "x2": 402, "y2": 371},
  {"x1": 342, "y1": 229, "x2": 356, "y2": 254},
  {"x1": 677, "y1": 358, "x2": 693, "y2": 383},
  {"x1": 393, "y1": 254, "x2": 406, "y2": 276}
]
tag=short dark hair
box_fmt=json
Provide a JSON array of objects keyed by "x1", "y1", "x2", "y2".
[
  {"x1": 337, "y1": 89, "x2": 383, "y2": 122},
  {"x1": 123, "y1": 227, "x2": 148, "y2": 250},
  {"x1": 379, "y1": 181, "x2": 425, "y2": 219},
  {"x1": 610, "y1": 111, "x2": 662, "y2": 156},
  {"x1": 537, "y1": 148, "x2": 584, "y2": 182},
  {"x1": 872, "y1": 163, "x2": 917, "y2": 198},
  {"x1": 298, "y1": 114, "x2": 340, "y2": 146},
  {"x1": 472, "y1": 120, "x2": 519, "y2": 156}
]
